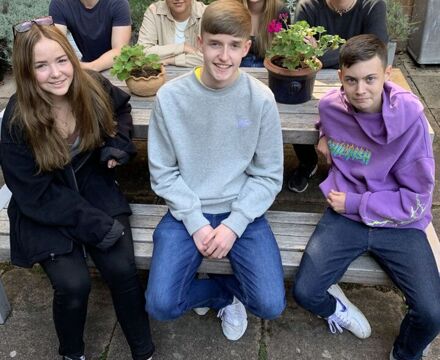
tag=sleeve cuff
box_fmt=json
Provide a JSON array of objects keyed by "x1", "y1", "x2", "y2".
[
  {"x1": 221, "y1": 211, "x2": 250, "y2": 238},
  {"x1": 174, "y1": 53, "x2": 186, "y2": 67},
  {"x1": 345, "y1": 192, "x2": 362, "y2": 215},
  {"x1": 181, "y1": 210, "x2": 209, "y2": 236}
]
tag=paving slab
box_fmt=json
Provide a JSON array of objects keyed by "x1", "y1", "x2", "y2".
[
  {"x1": 108, "y1": 312, "x2": 261, "y2": 360},
  {"x1": 410, "y1": 76, "x2": 440, "y2": 110}
]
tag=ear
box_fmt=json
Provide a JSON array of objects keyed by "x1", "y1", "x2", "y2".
[
  {"x1": 242, "y1": 39, "x2": 252, "y2": 57},
  {"x1": 338, "y1": 68, "x2": 343, "y2": 83},
  {"x1": 384, "y1": 64, "x2": 392, "y2": 81},
  {"x1": 197, "y1": 34, "x2": 203, "y2": 48}
]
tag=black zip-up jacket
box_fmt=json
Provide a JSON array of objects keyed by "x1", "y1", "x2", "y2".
[{"x1": 0, "y1": 72, "x2": 137, "y2": 267}]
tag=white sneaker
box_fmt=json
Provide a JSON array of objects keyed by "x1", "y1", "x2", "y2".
[
  {"x1": 193, "y1": 307, "x2": 210, "y2": 316},
  {"x1": 217, "y1": 297, "x2": 248, "y2": 341},
  {"x1": 326, "y1": 284, "x2": 371, "y2": 339}
]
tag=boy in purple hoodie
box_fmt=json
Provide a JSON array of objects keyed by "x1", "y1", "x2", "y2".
[{"x1": 293, "y1": 34, "x2": 440, "y2": 360}]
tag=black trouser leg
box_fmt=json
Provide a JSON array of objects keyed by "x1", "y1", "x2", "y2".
[
  {"x1": 40, "y1": 247, "x2": 91, "y2": 358},
  {"x1": 88, "y1": 215, "x2": 154, "y2": 360},
  {"x1": 293, "y1": 144, "x2": 318, "y2": 169}
]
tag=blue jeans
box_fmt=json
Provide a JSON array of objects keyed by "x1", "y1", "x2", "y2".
[
  {"x1": 145, "y1": 211, "x2": 286, "y2": 321},
  {"x1": 293, "y1": 209, "x2": 440, "y2": 360}
]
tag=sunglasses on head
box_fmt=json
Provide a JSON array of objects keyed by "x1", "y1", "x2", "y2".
[{"x1": 12, "y1": 16, "x2": 54, "y2": 38}]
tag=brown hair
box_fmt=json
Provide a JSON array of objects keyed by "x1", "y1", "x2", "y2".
[
  {"x1": 11, "y1": 24, "x2": 116, "y2": 173},
  {"x1": 201, "y1": 0, "x2": 251, "y2": 39},
  {"x1": 241, "y1": 0, "x2": 287, "y2": 58},
  {"x1": 339, "y1": 34, "x2": 388, "y2": 69}
]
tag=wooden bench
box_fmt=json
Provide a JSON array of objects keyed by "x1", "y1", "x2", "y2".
[{"x1": 0, "y1": 185, "x2": 439, "y2": 324}]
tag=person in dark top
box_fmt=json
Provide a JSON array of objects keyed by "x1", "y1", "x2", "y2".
[
  {"x1": 1, "y1": 21, "x2": 154, "y2": 360},
  {"x1": 288, "y1": 0, "x2": 388, "y2": 193},
  {"x1": 49, "y1": 0, "x2": 132, "y2": 72},
  {"x1": 240, "y1": 0, "x2": 291, "y2": 67}
]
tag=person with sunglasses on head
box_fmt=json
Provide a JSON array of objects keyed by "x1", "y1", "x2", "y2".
[
  {"x1": 1, "y1": 18, "x2": 154, "y2": 360},
  {"x1": 49, "y1": 0, "x2": 131, "y2": 72},
  {"x1": 137, "y1": 0, "x2": 206, "y2": 67}
]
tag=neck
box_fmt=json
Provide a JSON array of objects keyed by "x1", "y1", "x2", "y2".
[
  {"x1": 80, "y1": 0, "x2": 99, "y2": 9},
  {"x1": 247, "y1": 1, "x2": 265, "y2": 15},
  {"x1": 327, "y1": 0, "x2": 357, "y2": 15},
  {"x1": 171, "y1": 4, "x2": 192, "y2": 22}
]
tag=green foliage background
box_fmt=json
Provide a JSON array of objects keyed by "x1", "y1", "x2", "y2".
[{"x1": 0, "y1": 0, "x2": 50, "y2": 76}]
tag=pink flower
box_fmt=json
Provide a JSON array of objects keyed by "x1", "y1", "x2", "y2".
[
  {"x1": 267, "y1": 19, "x2": 282, "y2": 33},
  {"x1": 278, "y1": 12, "x2": 289, "y2": 22}
]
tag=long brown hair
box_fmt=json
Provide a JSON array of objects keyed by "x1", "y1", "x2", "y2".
[
  {"x1": 11, "y1": 25, "x2": 116, "y2": 173},
  {"x1": 242, "y1": 0, "x2": 286, "y2": 58}
]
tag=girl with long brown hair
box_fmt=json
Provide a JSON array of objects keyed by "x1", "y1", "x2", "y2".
[
  {"x1": 240, "y1": 0, "x2": 290, "y2": 67},
  {"x1": 0, "y1": 19, "x2": 154, "y2": 360}
]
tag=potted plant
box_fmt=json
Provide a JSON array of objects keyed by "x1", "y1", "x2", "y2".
[
  {"x1": 386, "y1": 0, "x2": 417, "y2": 66},
  {"x1": 264, "y1": 19, "x2": 345, "y2": 104},
  {"x1": 111, "y1": 44, "x2": 165, "y2": 97}
]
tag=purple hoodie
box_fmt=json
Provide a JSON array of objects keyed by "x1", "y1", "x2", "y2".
[{"x1": 319, "y1": 81, "x2": 434, "y2": 230}]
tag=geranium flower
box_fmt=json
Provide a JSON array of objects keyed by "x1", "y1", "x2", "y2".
[{"x1": 267, "y1": 19, "x2": 283, "y2": 33}]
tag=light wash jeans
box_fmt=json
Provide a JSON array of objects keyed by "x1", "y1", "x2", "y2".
[
  {"x1": 145, "y1": 211, "x2": 286, "y2": 321},
  {"x1": 293, "y1": 208, "x2": 440, "y2": 360}
]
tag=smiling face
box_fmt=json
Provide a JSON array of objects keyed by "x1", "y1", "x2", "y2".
[
  {"x1": 198, "y1": 32, "x2": 251, "y2": 89},
  {"x1": 338, "y1": 55, "x2": 391, "y2": 113},
  {"x1": 33, "y1": 36, "x2": 73, "y2": 101},
  {"x1": 166, "y1": 0, "x2": 192, "y2": 21}
]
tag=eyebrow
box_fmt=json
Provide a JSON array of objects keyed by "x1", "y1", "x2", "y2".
[
  {"x1": 344, "y1": 73, "x2": 378, "y2": 80},
  {"x1": 34, "y1": 54, "x2": 68, "y2": 64}
]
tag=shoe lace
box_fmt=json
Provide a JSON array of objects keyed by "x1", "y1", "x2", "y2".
[
  {"x1": 327, "y1": 301, "x2": 350, "y2": 335},
  {"x1": 217, "y1": 302, "x2": 245, "y2": 325}
]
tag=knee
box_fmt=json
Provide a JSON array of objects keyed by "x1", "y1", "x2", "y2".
[
  {"x1": 250, "y1": 289, "x2": 286, "y2": 320},
  {"x1": 101, "y1": 258, "x2": 138, "y2": 289},
  {"x1": 414, "y1": 301, "x2": 440, "y2": 330},
  {"x1": 292, "y1": 280, "x2": 319, "y2": 310},
  {"x1": 54, "y1": 276, "x2": 91, "y2": 309},
  {"x1": 145, "y1": 289, "x2": 183, "y2": 321}
]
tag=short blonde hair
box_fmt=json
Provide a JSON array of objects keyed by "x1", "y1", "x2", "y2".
[{"x1": 201, "y1": 0, "x2": 251, "y2": 39}]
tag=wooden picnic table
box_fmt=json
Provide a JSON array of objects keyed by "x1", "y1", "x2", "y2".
[{"x1": 102, "y1": 67, "x2": 433, "y2": 144}]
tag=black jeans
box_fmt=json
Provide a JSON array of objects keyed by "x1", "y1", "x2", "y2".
[
  {"x1": 40, "y1": 215, "x2": 154, "y2": 360},
  {"x1": 293, "y1": 144, "x2": 318, "y2": 169}
]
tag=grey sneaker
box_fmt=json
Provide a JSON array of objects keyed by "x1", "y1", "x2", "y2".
[
  {"x1": 326, "y1": 284, "x2": 371, "y2": 339},
  {"x1": 217, "y1": 297, "x2": 248, "y2": 341},
  {"x1": 288, "y1": 164, "x2": 318, "y2": 193},
  {"x1": 63, "y1": 356, "x2": 85, "y2": 360},
  {"x1": 193, "y1": 307, "x2": 210, "y2": 316}
]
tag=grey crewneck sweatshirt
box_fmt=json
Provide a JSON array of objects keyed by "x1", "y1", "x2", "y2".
[{"x1": 148, "y1": 70, "x2": 283, "y2": 236}]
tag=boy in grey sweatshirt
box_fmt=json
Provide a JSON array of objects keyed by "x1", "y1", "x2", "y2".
[{"x1": 146, "y1": 0, "x2": 285, "y2": 342}]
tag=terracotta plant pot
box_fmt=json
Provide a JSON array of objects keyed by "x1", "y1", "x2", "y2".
[
  {"x1": 264, "y1": 56, "x2": 322, "y2": 104},
  {"x1": 125, "y1": 65, "x2": 166, "y2": 97}
]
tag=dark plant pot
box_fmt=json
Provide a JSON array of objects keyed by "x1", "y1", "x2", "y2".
[{"x1": 264, "y1": 56, "x2": 322, "y2": 104}]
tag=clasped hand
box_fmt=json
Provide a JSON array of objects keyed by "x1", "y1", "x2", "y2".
[
  {"x1": 327, "y1": 189, "x2": 346, "y2": 213},
  {"x1": 193, "y1": 224, "x2": 237, "y2": 259}
]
